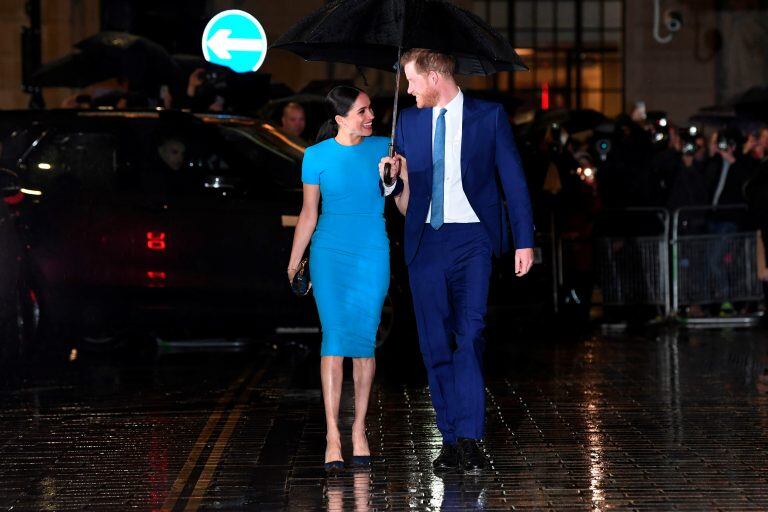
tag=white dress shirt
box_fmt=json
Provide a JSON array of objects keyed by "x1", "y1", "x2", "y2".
[{"x1": 426, "y1": 90, "x2": 480, "y2": 224}]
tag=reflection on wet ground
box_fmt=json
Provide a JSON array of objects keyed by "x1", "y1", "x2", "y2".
[{"x1": 1, "y1": 327, "x2": 768, "y2": 510}]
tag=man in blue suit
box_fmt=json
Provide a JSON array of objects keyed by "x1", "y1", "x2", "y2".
[{"x1": 381, "y1": 49, "x2": 535, "y2": 472}]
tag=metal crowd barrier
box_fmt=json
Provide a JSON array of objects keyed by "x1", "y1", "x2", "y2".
[
  {"x1": 554, "y1": 205, "x2": 763, "y2": 321},
  {"x1": 671, "y1": 205, "x2": 763, "y2": 314},
  {"x1": 558, "y1": 208, "x2": 671, "y2": 316}
]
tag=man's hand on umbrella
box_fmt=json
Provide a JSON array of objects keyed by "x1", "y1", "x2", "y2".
[
  {"x1": 379, "y1": 155, "x2": 399, "y2": 182},
  {"x1": 379, "y1": 154, "x2": 408, "y2": 183}
]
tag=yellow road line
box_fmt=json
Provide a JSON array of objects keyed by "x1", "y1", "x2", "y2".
[
  {"x1": 183, "y1": 367, "x2": 267, "y2": 511},
  {"x1": 159, "y1": 365, "x2": 255, "y2": 512}
]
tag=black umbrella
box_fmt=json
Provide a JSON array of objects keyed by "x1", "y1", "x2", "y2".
[
  {"x1": 31, "y1": 32, "x2": 183, "y2": 93},
  {"x1": 689, "y1": 104, "x2": 767, "y2": 132},
  {"x1": 74, "y1": 32, "x2": 182, "y2": 92},
  {"x1": 271, "y1": 0, "x2": 528, "y2": 182},
  {"x1": 731, "y1": 86, "x2": 768, "y2": 123},
  {"x1": 29, "y1": 52, "x2": 115, "y2": 88},
  {"x1": 272, "y1": 0, "x2": 526, "y2": 74}
]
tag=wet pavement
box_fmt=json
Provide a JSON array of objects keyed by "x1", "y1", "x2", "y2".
[{"x1": 2, "y1": 326, "x2": 768, "y2": 510}]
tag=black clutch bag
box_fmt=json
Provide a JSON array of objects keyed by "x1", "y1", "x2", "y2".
[{"x1": 291, "y1": 258, "x2": 311, "y2": 296}]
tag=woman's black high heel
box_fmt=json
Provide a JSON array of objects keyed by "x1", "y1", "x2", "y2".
[
  {"x1": 324, "y1": 460, "x2": 345, "y2": 473},
  {"x1": 350, "y1": 455, "x2": 371, "y2": 467}
]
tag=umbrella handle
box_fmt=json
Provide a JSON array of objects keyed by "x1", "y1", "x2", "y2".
[
  {"x1": 383, "y1": 47, "x2": 402, "y2": 187},
  {"x1": 383, "y1": 144, "x2": 394, "y2": 186}
]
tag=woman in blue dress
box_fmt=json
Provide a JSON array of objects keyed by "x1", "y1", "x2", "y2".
[{"x1": 287, "y1": 86, "x2": 398, "y2": 471}]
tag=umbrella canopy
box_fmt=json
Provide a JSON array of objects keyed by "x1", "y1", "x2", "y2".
[
  {"x1": 29, "y1": 52, "x2": 115, "y2": 88},
  {"x1": 271, "y1": 0, "x2": 528, "y2": 183},
  {"x1": 74, "y1": 31, "x2": 181, "y2": 90},
  {"x1": 271, "y1": 0, "x2": 527, "y2": 75},
  {"x1": 30, "y1": 32, "x2": 182, "y2": 93},
  {"x1": 731, "y1": 85, "x2": 768, "y2": 122},
  {"x1": 689, "y1": 104, "x2": 767, "y2": 132}
]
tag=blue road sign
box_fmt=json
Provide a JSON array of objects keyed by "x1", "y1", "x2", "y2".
[{"x1": 202, "y1": 10, "x2": 268, "y2": 73}]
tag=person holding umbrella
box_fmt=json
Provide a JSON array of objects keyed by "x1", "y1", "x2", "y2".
[
  {"x1": 287, "y1": 86, "x2": 397, "y2": 472},
  {"x1": 380, "y1": 49, "x2": 535, "y2": 473},
  {"x1": 272, "y1": 0, "x2": 532, "y2": 474}
]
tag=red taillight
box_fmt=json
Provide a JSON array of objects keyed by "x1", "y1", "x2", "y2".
[
  {"x1": 3, "y1": 192, "x2": 23, "y2": 205},
  {"x1": 146, "y1": 270, "x2": 167, "y2": 288},
  {"x1": 147, "y1": 231, "x2": 166, "y2": 250}
]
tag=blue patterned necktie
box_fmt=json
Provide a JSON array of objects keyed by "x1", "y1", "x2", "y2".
[{"x1": 430, "y1": 108, "x2": 447, "y2": 230}]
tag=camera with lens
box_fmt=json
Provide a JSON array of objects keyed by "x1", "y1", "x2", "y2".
[
  {"x1": 595, "y1": 138, "x2": 611, "y2": 161},
  {"x1": 681, "y1": 140, "x2": 697, "y2": 155},
  {"x1": 716, "y1": 128, "x2": 743, "y2": 152},
  {"x1": 665, "y1": 10, "x2": 683, "y2": 32}
]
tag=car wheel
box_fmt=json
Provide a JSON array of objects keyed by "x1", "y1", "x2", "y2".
[{"x1": 376, "y1": 292, "x2": 395, "y2": 349}]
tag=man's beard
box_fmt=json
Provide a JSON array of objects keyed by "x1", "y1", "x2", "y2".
[{"x1": 417, "y1": 86, "x2": 440, "y2": 108}]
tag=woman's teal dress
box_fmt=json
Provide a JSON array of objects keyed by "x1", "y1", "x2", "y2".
[{"x1": 302, "y1": 136, "x2": 390, "y2": 357}]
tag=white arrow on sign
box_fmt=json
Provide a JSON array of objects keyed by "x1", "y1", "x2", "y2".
[{"x1": 207, "y1": 28, "x2": 266, "y2": 60}]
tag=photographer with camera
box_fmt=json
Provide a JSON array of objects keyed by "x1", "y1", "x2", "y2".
[
  {"x1": 667, "y1": 129, "x2": 708, "y2": 228},
  {"x1": 176, "y1": 67, "x2": 226, "y2": 112},
  {"x1": 703, "y1": 127, "x2": 759, "y2": 314},
  {"x1": 647, "y1": 121, "x2": 683, "y2": 207},
  {"x1": 705, "y1": 128, "x2": 756, "y2": 209}
]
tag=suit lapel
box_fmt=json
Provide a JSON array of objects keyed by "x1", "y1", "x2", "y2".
[
  {"x1": 461, "y1": 95, "x2": 479, "y2": 180},
  {"x1": 417, "y1": 107, "x2": 433, "y2": 193}
]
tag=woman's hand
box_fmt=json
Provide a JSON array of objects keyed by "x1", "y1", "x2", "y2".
[{"x1": 287, "y1": 266, "x2": 312, "y2": 291}]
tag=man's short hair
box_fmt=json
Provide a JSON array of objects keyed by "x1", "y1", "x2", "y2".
[
  {"x1": 400, "y1": 48, "x2": 456, "y2": 77},
  {"x1": 282, "y1": 102, "x2": 305, "y2": 115}
]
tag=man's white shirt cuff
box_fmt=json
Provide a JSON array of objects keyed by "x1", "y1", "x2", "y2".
[{"x1": 383, "y1": 180, "x2": 397, "y2": 196}]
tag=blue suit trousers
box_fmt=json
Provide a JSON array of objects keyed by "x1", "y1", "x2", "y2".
[{"x1": 408, "y1": 223, "x2": 492, "y2": 444}]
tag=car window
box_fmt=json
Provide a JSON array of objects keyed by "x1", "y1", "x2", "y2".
[
  {"x1": 0, "y1": 126, "x2": 44, "y2": 170},
  {"x1": 123, "y1": 121, "x2": 254, "y2": 199},
  {"x1": 219, "y1": 126, "x2": 302, "y2": 190},
  {"x1": 24, "y1": 131, "x2": 118, "y2": 193}
]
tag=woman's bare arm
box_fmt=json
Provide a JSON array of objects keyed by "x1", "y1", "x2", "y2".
[{"x1": 287, "y1": 184, "x2": 320, "y2": 281}]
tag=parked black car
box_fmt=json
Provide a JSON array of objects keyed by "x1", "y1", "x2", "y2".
[
  {"x1": 1, "y1": 110, "x2": 322, "y2": 343},
  {"x1": 0, "y1": 109, "x2": 553, "y2": 347}
]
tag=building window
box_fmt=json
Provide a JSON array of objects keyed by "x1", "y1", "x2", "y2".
[{"x1": 472, "y1": 0, "x2": 624, "y2": 116}]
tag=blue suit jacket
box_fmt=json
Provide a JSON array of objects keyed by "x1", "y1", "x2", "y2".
[{"x1": 394, "y1": 95, "x2": 534, "y2": 265}]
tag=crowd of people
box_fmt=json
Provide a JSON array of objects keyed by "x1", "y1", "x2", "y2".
[
  {"x1": 57, "y1": 72, "x2": 768, "y2": 318},
  {"x1": 519, "y1": 101, "x2": 768, "y2": 318},
  {"x1": 60, "y1": 67, "x2": 233, "y2": 112}
]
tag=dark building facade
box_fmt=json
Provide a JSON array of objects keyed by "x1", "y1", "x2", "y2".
[{"x1": 2, "y1": 0, "x2": 767, "y2": 125}]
